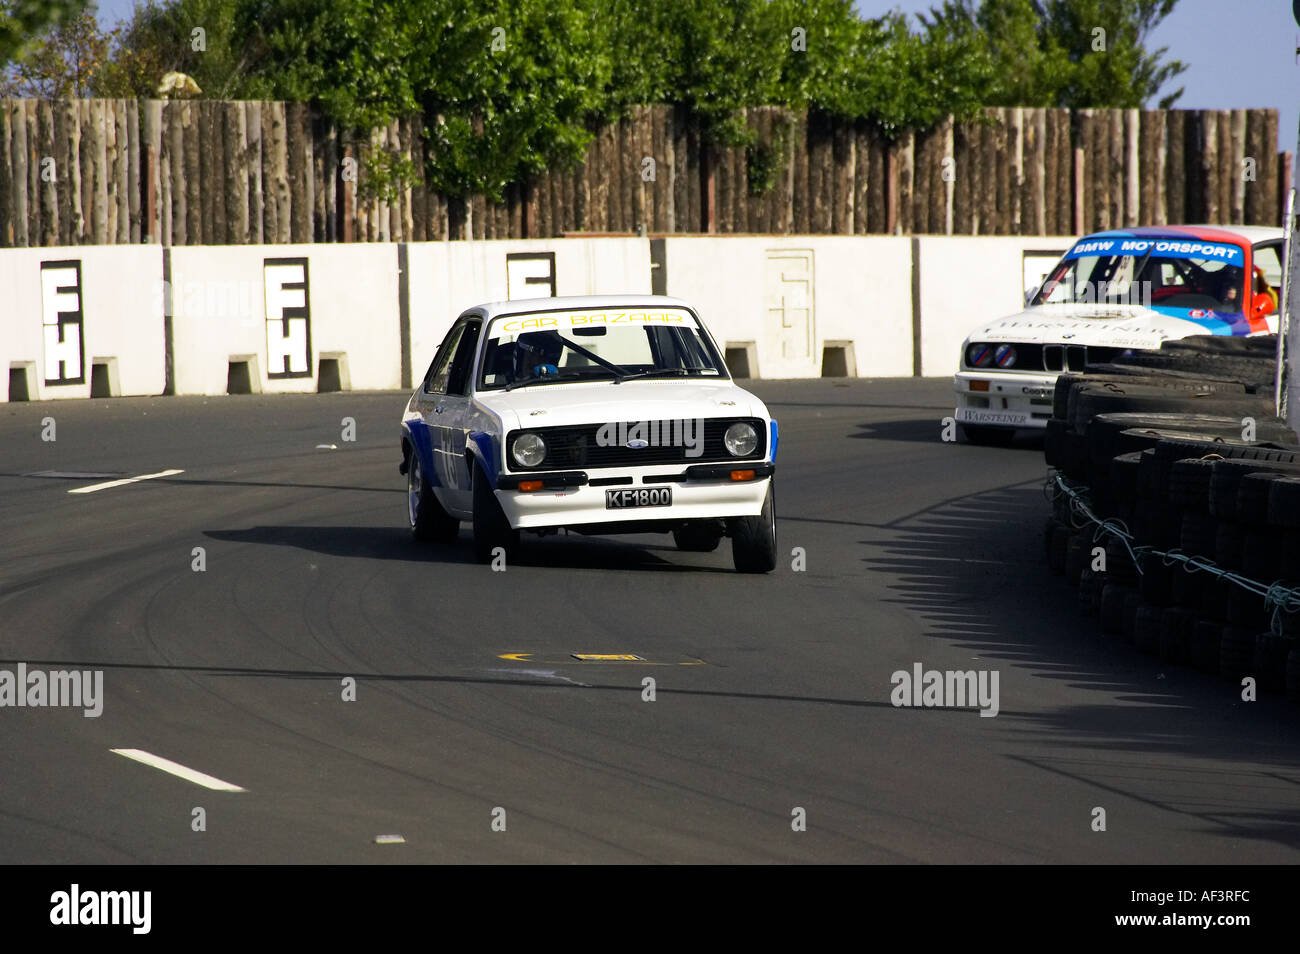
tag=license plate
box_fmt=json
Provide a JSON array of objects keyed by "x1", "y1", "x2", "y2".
[{"x1": 605, "y1": 487, "x2": 672, "y2": 509}]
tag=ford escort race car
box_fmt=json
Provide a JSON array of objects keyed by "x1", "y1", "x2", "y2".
[
  {"x1": 398, "y1": 295, "x2": 778, "y2": 572},
  {"x1": 954, "y1": 225, "x2": 1285, "y2": 444}
]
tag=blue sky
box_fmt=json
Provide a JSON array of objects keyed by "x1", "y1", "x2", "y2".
[{"x1": 90, "y1": 0, "x2": 1300, "y2": 152}]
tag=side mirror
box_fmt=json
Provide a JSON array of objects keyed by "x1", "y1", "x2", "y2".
[{"x1": 1251, "y1": 292, "x2": 1276, "y2": 320}]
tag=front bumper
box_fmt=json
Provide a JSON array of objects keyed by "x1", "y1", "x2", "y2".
[
  {"x1": 497, "y1": 463, "x2": 773, "y2": 529},
  {"x1": 953, "y1": 370, "x2": 1059, "y2": 430}
]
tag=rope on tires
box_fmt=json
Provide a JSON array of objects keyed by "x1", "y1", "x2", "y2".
[{"x1": 1047, "y1": 472, "x2": 1300, "y2": 636}]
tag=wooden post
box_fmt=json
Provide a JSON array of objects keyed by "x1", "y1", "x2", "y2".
[
  {"x1": 703, "y1": 146, "x2": 716, "y2": 233},
  {"x1": 11, "y1": 101, "x2": 28, "y2": 246},
  {"x1": 166, "y1": 102, "x2": 184, "y2": 244},
  {"x1": 1165, "y1": 111, "x2": 1184, "y2": 224},
  {"x1": 269, "y1": 102, "x2": 290, "y2": 243},
  {"x1": 246, "y1": 102, "x2": 263, "y2": 243},
  {"x1": 104, "y1": 99, "x2": 119, "y2": 242},
  {"x1": 90, "y1": 100, "x2": 108, "y2": 244},
  {"x1": 115, "y1": 100, "x2": 130, "y2": 242},
  {"x1": 0, "y1": 102, "x2": 11, "y2": 246},
  {"x1": 1124, "y1": 109, "x2": 1139, "y2": 227},
  {"x1": 1202, "y1": 111, "x2": 1219, "y2": 222},
  {"x1": 62, "y1": 98, "x2": 82, "y2": 243},
  {"x1": 1108, "y1": 109, "x2": 1124, "y2": 230},
  {"x1": 1072, "y1": 146, "x2": 1085, "y2": 236},
  {"x1": 142, "y1": 100, "x2": 161, "y2": 242},
  {"x1": 52, "y1": 99, "x2": 70, "y2": 243},
  {"x1": 126, "y1": 100, "x2": 141, "y2": 242},
  {"x1": 1229, "y1": 108, "x2": 1246, "y2": 223}
]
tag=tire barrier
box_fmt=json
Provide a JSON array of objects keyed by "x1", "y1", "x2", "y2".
[{"x1": 1041, "y1": 334, "x2": 1300, "y2": 703}]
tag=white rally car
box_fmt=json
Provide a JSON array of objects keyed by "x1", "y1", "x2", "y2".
[
  {"x1": 398, "y1": 295, "x2": 778, "y2": 572},
  {"x1": 954, "y1": 225, "x2": 1285, "y2": 444}
]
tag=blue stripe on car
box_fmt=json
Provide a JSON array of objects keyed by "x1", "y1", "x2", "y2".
[
  {"x1": 769, "y1": 420, "x2": 779, "y2": 462},
  {"x1": 468, "y1": 431, "x2": 498, "y2": 488},
  {"x1": 1149, "y1": 305, "x2": 1246, "y2": 335},
  {"x1": 406, "y1": 420, "x2": 440, "y2": 486}
]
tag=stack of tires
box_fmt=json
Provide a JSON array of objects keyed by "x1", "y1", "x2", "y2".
[{"x1": 1042, "y1": 334, "x2": 1300, "y2": 702}]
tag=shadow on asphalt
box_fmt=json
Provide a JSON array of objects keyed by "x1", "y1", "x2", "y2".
[
  {"x1": 862, "y1": 480, "x2": 1300, "y2": 848},
  {"x1": 861, "y1": 483, "x2": 1300, "y2": 743},
  {"x1": 203, "y1": 525, "x2": 737, "y2": 573},
  {"x1": 850, "y1": 418, "x2": 1047, "y2": 448}
]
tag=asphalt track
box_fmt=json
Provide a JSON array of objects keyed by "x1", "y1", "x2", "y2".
[{"x1": 0, "y1": 378, "x2": 1297, "y2": 863}]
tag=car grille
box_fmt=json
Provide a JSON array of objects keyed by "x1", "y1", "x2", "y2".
[
  {"x1": 506, "y1": 418, "x2": 767, "y2": 470},
  {"x1": 966, "y1": 343, "x2": 1126, "y2": 372}
]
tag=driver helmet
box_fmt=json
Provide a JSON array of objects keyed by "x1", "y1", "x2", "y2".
[{"x1": 514, "y1": 332, "x2": 564, "y2": 379}]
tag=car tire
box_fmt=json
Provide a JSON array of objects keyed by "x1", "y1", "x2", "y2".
[
  {"x1": 472, "y1": 463, "x2": 519, "y2": 564},
  {"x1": 1219, "y1": 626, "x2": 1256, "y2": 680},
  {"x1": 408, "y1": 448, "x2": 459, "y2": 543},
  {"x1": 730, "y1": 481, "x2": 777, "y2": 573},
  {"x1": 961, "y1": 424, "x2": 1016, "y2": 447},
  {"x1": 1285, "y1": 646, "x2": 1300, "y2": 704},
  {"x1": 673, "y1": 523, "x2": 723, "y2": 552}
]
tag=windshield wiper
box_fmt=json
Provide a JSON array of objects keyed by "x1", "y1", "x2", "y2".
[
  {"x1": 502, "y1": 368, "x2": 615, "y2": 392},
  {"x1": 614, "y1": 368, "x2": 705, "y2": 382},
  {"x1": 552, "y1": 334, "x2": 635, "y2": 381}
]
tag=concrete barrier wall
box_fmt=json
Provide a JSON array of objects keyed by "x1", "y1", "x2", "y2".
[
  {"x1": 2, "y1": 234, "x2": 1086, "y2": 401},
  {"x1": 0, "y1": 245, "x2": 164, "y2": 401},
  {"x1": 406, "y1": 238, "x2": 652, "y2": 377},
  {"x1": 915, "y1": 235, "x2": 1078, "y2": 376},
  {"x1": 660, "y1": 236, "x2": 913, "y2": 378},
  {"x1": 171, "y1": 244, "x2": 401, "y2": 395}
]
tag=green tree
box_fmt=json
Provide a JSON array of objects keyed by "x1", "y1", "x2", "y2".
[
  {"x1": 0, "y1": 0, "x2": 88, "y2": 64},
  {"x1": 919, "y1": 0, "x2": 1185, "y2": 108},
  {"x1": 1043, "y1": 0, "x2": 1185, "y2": 108},
  {"x1": 1, "y1": 7, "x2": 109, "y2": 97}
]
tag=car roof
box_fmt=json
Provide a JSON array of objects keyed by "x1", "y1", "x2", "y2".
[
  {"x1": 464, "y1": 294, "x2": 698, "y2": 321},
  {"x1": 1082, "y1": 224, "x2": 1284, "y2": 245}
]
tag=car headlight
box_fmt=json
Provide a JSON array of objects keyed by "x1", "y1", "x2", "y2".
[
  {"x1": 724, "y1": 422, "x2": 758, "y2": 457},
  {"x1": 994, "y1": 344, "x2": 1017, "y2": 368},
  {"x1": 966, "y1": 343, "x2": 993, "y2": 368},
  {"x1": 511, "y1": 433, "x2": 546, "y2": 467}
]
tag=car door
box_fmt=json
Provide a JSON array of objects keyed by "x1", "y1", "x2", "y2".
[
  {"x1": 436, "y1": 318, "x2": 482, "y2": 514},
  {"x1": 1250, "y1": 241, "x2": 1285, "y2": 332},
  {"x1": 418, "y1": 320, "x2": 467, "y2": 510}
]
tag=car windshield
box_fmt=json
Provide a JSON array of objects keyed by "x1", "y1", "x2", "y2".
[
  {"x1": 1032, "y1": 236, "x2": 1247, "y2": 314},
  {"x1": 477, "y1": 307, "x2": 726, "y2": 391}
]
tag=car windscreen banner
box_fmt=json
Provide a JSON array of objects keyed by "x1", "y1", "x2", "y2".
[
  {"x1": 492, "y1": 307, "x2": 698, "y2": 334},
  {"x1": 1064, "y1": 237, "x2": 1244, "y2": 266}
]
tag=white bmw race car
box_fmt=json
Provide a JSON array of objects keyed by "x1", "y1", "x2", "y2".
[
  {"x1": 954, "y1": 224, "x2": 1285, "y2": 443},
  {"x1": 398, "y1": 295, "x2": 778, "y2": 572}
]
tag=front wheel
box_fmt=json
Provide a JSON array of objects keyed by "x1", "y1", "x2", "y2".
[
  {"x1": 408, "y1": 449, "x2": 459, "y2": 543},
  {"x1": 729, "y1": 481, "x2": 777, "y2": 573},
  {"x1": 472, "y1": 464, "x2": 520, "y2": 564}
]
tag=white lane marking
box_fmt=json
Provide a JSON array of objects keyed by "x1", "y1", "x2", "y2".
[
  {"x1": 374, "y1": 834, "x2": 406, "y2": 845},
  {"x1": 315, "y1": 444, "x2": 338, "y2": 450},
  {"x1": 68, "y1": 469, "x2": 184, "y2": 494},
  {"x1": 111, "y1": 748, "x2": 247, "y2": 792}
]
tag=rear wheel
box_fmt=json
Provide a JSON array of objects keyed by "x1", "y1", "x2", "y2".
[
  {"x1": 472, "y1": 463, "x2": 519, "y2": 564},
  {"x1": 730, "y1": 481, "x2": 777, "y2": 573},
  {"x1": 408, "y1": 448, "x2": 459, "y2": 543}
]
